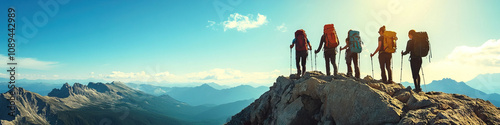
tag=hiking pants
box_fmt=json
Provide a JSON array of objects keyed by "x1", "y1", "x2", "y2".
[
  {"x1": 378, "y1": 52, "x2": 392, "y2": 83},
  {"x1": 410, "y1": 57, "x2": 422, "y2": 89},
  {"x1": 346, "y1": 51, "x2": 360, "y2": 78},
  {"x1": 324, "y1": 48, "x2": 337, "y2": 76},
  {"x1": 296, "y1": 50, "x2": 308, "y2": 75}
]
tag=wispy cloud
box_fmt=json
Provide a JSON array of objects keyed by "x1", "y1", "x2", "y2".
[
  {"x1": 223, "y1": 13, "x2": 268, "y2": 32},
  {"x1": 0, "y1": 55, "x2": 58, "y2": 70},
  {"x1": 424, "y1": 39, "x2": 500, "y2": 83},
  {"x1": 276, "y1": 23, "x2": 287, "y2": 32},
  {"x1": 93, "y1": 68, "x2": 280, "y2": 86},
  {"x1": 206, "y1": 20, "x2": 217, "y2": 30}
]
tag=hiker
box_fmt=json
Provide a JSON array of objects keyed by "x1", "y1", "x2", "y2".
[
  {"x1": 340, "y1": 30, "x2": 362, "y2": 78},
  {"x1": 402, "y1": 29, "x2": 430, "y2": 92},
  {"x1": 315, "y1": 24, "x2": 339, "y2": 76},
  {"x1": 370, "y1": 26, "x2": 397, "y2": 84},
  {"x1": 290, "y1": 29, "x2": 312, "y2": 77}
]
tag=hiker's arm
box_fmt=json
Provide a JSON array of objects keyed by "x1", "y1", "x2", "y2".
[
  {"x1": 315, "y1": 36, "x2": 324, "y2": 53},
  {"x1": 290, "y1": 39, "x2": 295, "y2": 48},
  {"x1": 371, "y1": 40, "x2": 382, "y2": 57},
  {"x1": 340, "y1": 39, "x2": 348, "y2": 50},
  {"x1": 340, "y1": 45, "x2": 348, "y2": 50},
  {"x1": 307, "y1": 39, "x2": 312, "y2": 50},
  {"x1": 402, "y1": 40, "x2": 411, "y2": 55}
]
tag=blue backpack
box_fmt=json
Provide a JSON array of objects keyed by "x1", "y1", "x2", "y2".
[{"x1": 348, "y1": 30, "x2": 362, "y2": 53}]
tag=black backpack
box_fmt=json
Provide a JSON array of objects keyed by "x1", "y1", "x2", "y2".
[{"x1": 412, "y1": 32, "x2": 430, "y2": 57}]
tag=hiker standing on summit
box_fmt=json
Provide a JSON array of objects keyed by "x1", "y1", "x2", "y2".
[
  {"x1": 402, "y1": 30, "x2": 422, "y2": 92},
  {"x1": 291, "y1": 29, "x2": 312, "y2": 77},
  {"x1": 402, "y1": 29, "x2": 430, "y2": 92},
  {"x1": 370, "y1": 26, "x2": 397, "y2": 84},
  {"x1": 340, "y1": 30, "x2": 362, "y2": 79},
  {"x1": 315, "y1": 24, "x2": 339, "y2": 76}
]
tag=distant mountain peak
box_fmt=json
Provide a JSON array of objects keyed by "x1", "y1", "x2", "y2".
[
  {"x1": 48, "y1": 82, "x2": 113, "y2": 98},
  {"x1": 198, "y1": 83, "x2": 215, "y2": 89},
  {"x1": 88, "y1": 82, "x2": 111, "y2": 93}
]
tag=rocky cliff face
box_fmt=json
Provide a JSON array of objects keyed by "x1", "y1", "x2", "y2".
[
  {"x1": 227, "y1": 71, "x2": 500, "y2": 125},
  {"x1": 47, "y1": 82, "x2": 113, "y2": 98}
]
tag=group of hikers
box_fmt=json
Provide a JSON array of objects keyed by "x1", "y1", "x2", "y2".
[{"x1": 290, "y1": 24, "x2": 430, "y2": 92}]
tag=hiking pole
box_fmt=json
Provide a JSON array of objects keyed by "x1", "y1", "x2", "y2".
[
  {"x1": 421, "y1": 66, "x2": 427, "y2": 92},
  {"x1": 358, "y1": 53, "x2": 360, "y2": 78},
  {"x1": 400, "y1": 51, "x2": 403, "y2": 83},
  {"x1": 370, "y1": 55, "x2": 374, "y2": 78},
  {"x1": 315, "y1": 52, "x2": 317, "y2": 71},
  {"x1": 290, "y1": 48, "x2": 292, "y2": 75},
  {"x1": 338, "y1": 47, "x2": 342, "y2": 71},
  {"x1": 310, "y1": 49, "x2": 313, "y2": 72}
]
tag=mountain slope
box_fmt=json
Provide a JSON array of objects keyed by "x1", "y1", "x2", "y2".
[
  {"x1": 227, "y1": 72, "x2": 500, "y2": 124},
  {"x1": 166, "y1": 84, "x2": 268, "y2": 106},
  {"x1": 127, "y1": 83, "x2": 268, "y2": 106},
  {"x1": 466, "y1": 73, "x2": 500, "y2": 94},
  {"x1": 0, "y1": 82, "x2": 194, "y2": 125},
  {"x1": 401, "y1": 78, "x2": 500, "y2": 107}
]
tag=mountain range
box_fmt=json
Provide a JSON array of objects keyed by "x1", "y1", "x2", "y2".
[
  {"x1": 0, "y1": 81, "x2": 258, "y2": 125},
  {"x1": 126, "y1": 83, "x2": 268, "y2": 106},
  {"x1": 466, "y1": 73, "x2": 500, "y2": 94},
  {"x1": 401, "y1": 78, "x2": 500, "y2": 107}
]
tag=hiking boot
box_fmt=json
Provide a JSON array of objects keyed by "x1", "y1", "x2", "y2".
[
  {"x1": 346, "y1": 73, "x2": 353, "y2": 78},
  {"x1": 385, "y1": 81, "x2": 395, "y2": 84},
  {"x1": 417, "y1": 87, "x2": 422, "y2": 92}
]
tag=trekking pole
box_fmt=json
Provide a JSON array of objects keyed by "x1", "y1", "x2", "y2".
[
  {"x1": 421, "y1": 67, "x2": 427, "y2": 92},
  {"x1": 310, "y1": 49, "x2": 313, "y2": 72},
  {"x1": 400, "y1": 51, "x2": 403, "y2": 83},
  {"x1": 370, "y1": 55, "x2": 374, "y2": 78},
  {"x1": 338, "y1": 47, "x2": 342, "y2": 71},
  {"x1": 290, "y1": 48, "x2": 292, "y2": 75},
  {"x1": 358, "y1": 53, "x2": 360, "y2": 78},
  {"x1": 315, "y1": 52, "x2": 317, "y2": 71}
]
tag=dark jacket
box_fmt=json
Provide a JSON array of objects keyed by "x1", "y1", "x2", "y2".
[{"x1": 402, "y1": 40, "x2": 419, "y2": 58}]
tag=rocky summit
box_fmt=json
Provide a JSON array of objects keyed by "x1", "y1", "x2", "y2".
[{"x1": 227, "y1": 71, "x2": 500, "y2": 125}]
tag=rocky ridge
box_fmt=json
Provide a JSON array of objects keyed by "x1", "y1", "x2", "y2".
[{"x1": 227, "y1": 71, "x2": 500, "y2": 125}]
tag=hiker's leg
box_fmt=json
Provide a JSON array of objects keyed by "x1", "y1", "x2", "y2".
[
  {"x1": 325, "y1": 54, "x2": 331, "y2": 76},
  {"x1": 331, "y1": 53, "x2": 338, "y2": 75},
  {"x1": 296, "y1": 52, "x2": 301, "y2": 75},
  {"x1": 301, "y1": 52, "x2": 307, "y2": 75},
  {"x1": 353, "y1": 53, "x2": 360, "y2": 79},
  {"x1": 379, "y1": 54, "x2": 387, "y2": 82},
  {"x1": 346, "y1": 52, "x2": 353, "y2": 76},
  {"x1": 410, "y1": 58, "x2": 419, "y2": 89},
  {"x1": 386, "y1": 54, "x2": 393, "y2": 82},
  {"x1": 416, "y1": 57, "x2": 423, "y2": 89}
]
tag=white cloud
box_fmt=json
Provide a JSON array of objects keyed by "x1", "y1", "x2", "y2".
[
  {"x1": 206, "y1": 20, "x2": 216, "y2": 30},
  {"x1": 0, "y1": 54, "x2": 58, "y2": 70},
  {"x1": 276, "y1": 23, "x2": 288, "y2": 32},
  {"x1": 424, "y1": 39, "x2": 500, "y2": 83},
  {"x1": 223, "y1": 13, "x2": 268, "y2": 32}
]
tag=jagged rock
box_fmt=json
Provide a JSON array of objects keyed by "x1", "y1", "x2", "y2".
[
  {"x1": 88, "y1": 82, "x2": 111, "y2": 93},
  {"x1": 394, "y1": 87, "x2": 412, "y2": 103},
  {"x1": 407, "y1": 93, "x2": 435, "y2": 110},
  {"x1": 227, "y1": 72, "x2": 500, "y2": 125}
]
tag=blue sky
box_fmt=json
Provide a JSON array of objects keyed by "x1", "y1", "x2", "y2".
[{"x1": 1, "y1": 0, "x2": 499, "y2": 86}]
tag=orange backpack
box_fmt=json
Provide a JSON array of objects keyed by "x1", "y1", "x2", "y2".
[{"x1": 323, "y1": 24, "x2": 339, "y2": 49}]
